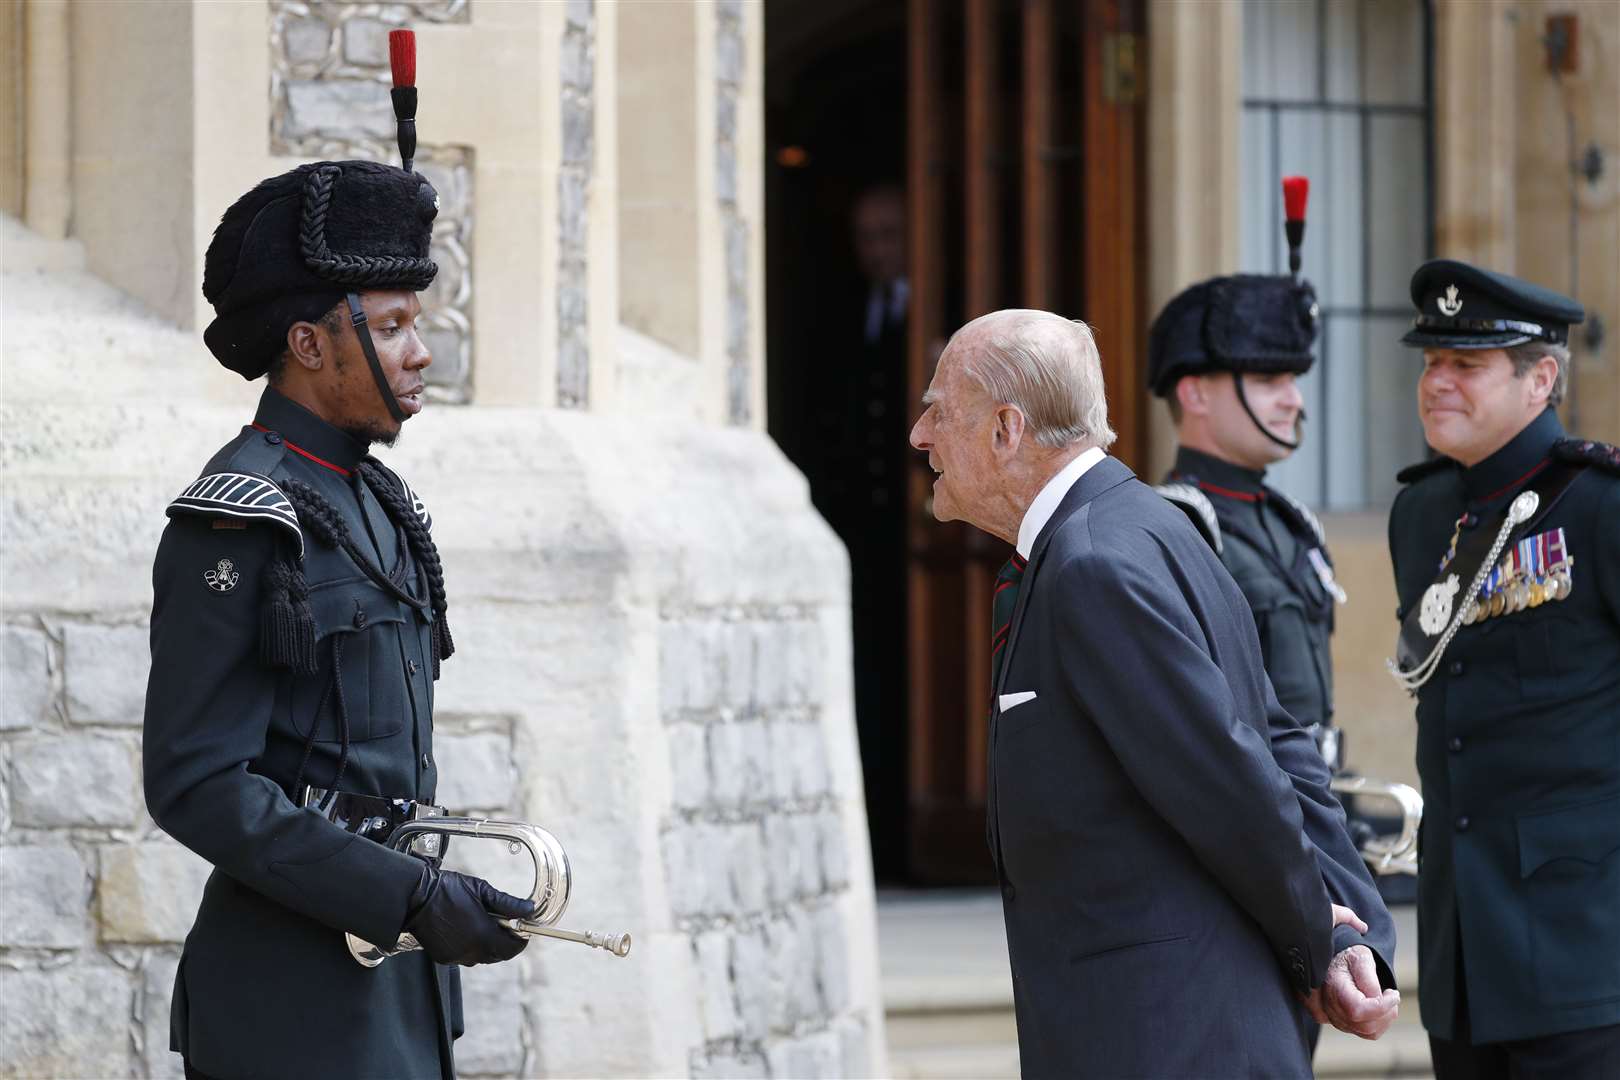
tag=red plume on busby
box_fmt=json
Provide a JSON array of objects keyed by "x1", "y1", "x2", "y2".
[
  {"x1": 388, "y1": 29, "x2": 418, "y2": 172},
  {"x1": 1282, "y1": 175, "x2": 1308, "y2": 277}
]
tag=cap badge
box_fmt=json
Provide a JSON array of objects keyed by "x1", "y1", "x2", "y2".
[
  {"x1": 204, "y1": 558, "x2": 240, "y2": 593},
  {"x1": 1438, "y1": 284, "x2": 1463, "y2": 317}
]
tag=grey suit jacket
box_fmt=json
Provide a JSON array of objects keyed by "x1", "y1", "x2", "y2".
[{"x1": 990, "y1": 456, "x2": 1386, "y2": 1078}]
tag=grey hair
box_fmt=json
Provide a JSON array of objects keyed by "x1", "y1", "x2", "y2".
[
  {"x1": 956, "y1": 309, "x2": 1117, "y2": 450},
  {"x1": 1506, "y1": 340, "x2": 1570, "y2": 408}
]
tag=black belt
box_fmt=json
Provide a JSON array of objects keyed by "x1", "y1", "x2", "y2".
[{"x1": 299, "y1": 786, "x2": 447, "y2": 861}]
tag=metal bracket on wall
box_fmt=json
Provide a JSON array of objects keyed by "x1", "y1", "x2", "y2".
[{"x1": 1102, "y1": 34, "x2": 1142, "y2": 106}]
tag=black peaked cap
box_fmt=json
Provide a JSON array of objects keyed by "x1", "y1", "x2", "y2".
[
  {"x1": 1400, "y1": 258, "x2": 1583, "y2": 350},
  {"x1": 1147, "y1": 274, "x2": 1319, "y2": 398},
  {"x1": 202, "y1": 160, "x2": 439, "y2": 379}
]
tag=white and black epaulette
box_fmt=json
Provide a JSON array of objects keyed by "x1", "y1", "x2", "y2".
[
  {"x1": 167, "y1": 472, "x2": 304, "y2": 557},
  {"x1": 1155, "y1": 482, "x2": 1223, "y2": 555}
]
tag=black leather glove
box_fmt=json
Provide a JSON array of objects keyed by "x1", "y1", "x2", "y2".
[{"x1": 404, "y1": 864, "x2": 537, "y2": 967}]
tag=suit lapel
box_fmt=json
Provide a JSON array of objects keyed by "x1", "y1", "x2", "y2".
[{"x1": 992, "y1": 456, "x2": 1134, "y2": 704}]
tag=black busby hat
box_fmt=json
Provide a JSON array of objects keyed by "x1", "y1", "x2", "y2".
[
  {"x1": 1400, "y1": 258, "x2": 1583, "y2": 350},
  {"x1": 1146, "y1": 274, "x2": 1320, "y2": 398},
  {"x1": 202, "y1": 160, "x2": 439, "y2": 380}
]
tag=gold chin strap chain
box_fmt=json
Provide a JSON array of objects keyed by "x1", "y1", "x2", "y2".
[{"x1": 1387, "y1": 490, "x2": 1540, "y2": 693}]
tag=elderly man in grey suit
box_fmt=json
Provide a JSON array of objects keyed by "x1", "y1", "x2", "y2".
[{"x1": 908, "y1": 309, "x2": 1400, "y2": 1077}]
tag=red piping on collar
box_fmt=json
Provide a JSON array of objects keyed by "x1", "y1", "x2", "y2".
[
  {"x1": 1474, "y1": 457, "x2": 1551, "y2": 505},
  {"x1": 1196, "y1": 481, "x2": 1263, "y2": 503},
  {"x1": 251, "y1": 423, "x2": 353, "y2": 477}
]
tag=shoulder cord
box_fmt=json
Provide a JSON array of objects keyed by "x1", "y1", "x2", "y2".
[
  {"x1": 289, "y1": 634, "x2": 353, "y2": 803},
  {"x1": 1386, "y1": 490, "x2": 1540, "y2": 693},
  {"x1": 358, "y1": 461, "x2": 455, "y2": 678}
]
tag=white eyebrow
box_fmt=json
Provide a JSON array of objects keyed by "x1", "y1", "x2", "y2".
[{"x1": 921, "y1": 389, "x2": 941, "y2": 406}]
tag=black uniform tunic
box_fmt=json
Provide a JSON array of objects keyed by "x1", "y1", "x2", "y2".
[
  {"x1": 1389, "y1": 407, "x2": 1620, "y2": 1044},
  {"x1": 144, "y1": 388, "x2": 460, "y2": 1079},
  {"x1": 1167, "y1": 447, "x2": 1338, "y2": 733}
]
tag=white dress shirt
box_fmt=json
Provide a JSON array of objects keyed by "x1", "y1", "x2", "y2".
[{"x1": 1015, "y1": 446, "x2": 1106, "y2": 559}]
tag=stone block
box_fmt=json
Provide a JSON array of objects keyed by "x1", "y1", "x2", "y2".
[
  {"x1": 729, "y1": 926, "x2": 770, "y2": 1040},
  {"x1": 763, "y1": 914, "x2": 808, "y2": 1033},
  {"x1": 560, "y1": 26, "x2": 593, "y2": 89},
  {"x1": 663, "y1": 823, "x2": 730, "y2": 919},
  {"x1": 558, "y1": 172, "x2": 588, "y2": 251},
  {"x1": 734, "y1": 720, "x2": 770, "y2": 805},
  {"x1": 765, "y1": 1029, "x2": 841, "y2": 1080},
  {"x1": 814, "y1": 902, "x2": 850, "y2": 1014},
  {"x1": 660, "y1": 619, "x2": 720, "y2": 713},
  {"x1": 692, "y1": 1050, "x2": 767, "y2": 1080},
  {"x1": 561, "y1": 100, "x2": 593, "y2": 167},
  {"x1": 761, "y1": 815, "x2": 798, "y2": 907},
  {"x1": 284, "y1": 79, "x2": 394, "y2": 141},
  {"x1": 719, "y1": 623, "x2": 756, "y2": 709},
  {"x1": 725, "y1": 823, "x2": 766, "y2": 915},
  {"x1": 0, "y1": 844, "x2": 90, "y2": 948},
  {"x1": 836, "y1": 1016, "x2": 870, "y2": 1079},
  {"x1": 455, "y1": 960, "x2": 525, "y2": 1076},
  {"x1": 282, "y1": 16, "x2": 333, "y2": 66},
  {"x1": 341, "y1": 16, "x2": 392, "y2": 67},
  {"x1": 564, "y1": 0, "x2": 592, "y2": 31},
  {"x1": 142, "y1": 951, "x2": 184, "y2": 1080},
  {"x1": 791, "y1": 723, "x2": 830, "y2": 800},
  {"x1": 666, "y1": 723, "x2": 710, "y2": 811},
  {"x1": 63, "y1": 622, "x2": 148, "y2": 725},
  {"x1": 0, "y1": 965, "x2": 134, "y2": 1079},
  {"x1": 715, "y1": 141, "x2": 736, "y2": 204},
  {"x1": 706, "y1": 723, "x2": 746, "y2": 806},
  {"x1": 783, "y1": 620, "x2": 823, "y2": 706},
  {"x1": 692, "y1": 929, "x2": 739, "y2": 1043},
  {"x1": 791, "y1": 813, "x2": 823, "y2": 897},
  {"x1": 10, "y1": 734, "x2": 137, "y2": 827},
  {"x1": 434, "y1": 730, "x2": 515, "y2": 813},
  {"x1": 816, "y1": 811, "x2": 848, "y2": 892},
  {"x1": 715, "y1": 27, "x2": 743, "y2": 85},
  {"x1": 1, "y1": 625, "x2": 52, "y2": 730},
  {"x1": 766, "y1": 721, "x2": 796, "y2": 801},
  {"x1": 99, "y1": 842, "x2": 212, "y2": 944}
]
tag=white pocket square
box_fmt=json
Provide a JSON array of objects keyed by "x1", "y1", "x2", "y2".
[{"x1": 998, "y1": 690, "x2": 1037, "y2": 712}]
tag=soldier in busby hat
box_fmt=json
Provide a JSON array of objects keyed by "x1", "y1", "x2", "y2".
[
  {"x1": 142, "y1": 34, "x2": 534, "y2": 1080},
  {"x1": 1147, "y1": 177, "x2": 1400, "y2": 1053},
  {"x1": 1386, "y1": 259, "x2": 1620, "y2": 1077}
]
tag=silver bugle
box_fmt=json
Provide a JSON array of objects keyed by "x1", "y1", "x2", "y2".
[{"x1": 346, "y1": 816, "x2": 632, "y2": 967}]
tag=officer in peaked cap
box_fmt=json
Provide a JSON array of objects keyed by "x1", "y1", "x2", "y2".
[
  {"x1": 1147, "y1": 269, "x2": 1401, "y2": 1053},
  {"x1": 142, "y1": 156, "x2": 535, "y2": 1080},
  {"x1": 1387, "y1": 258, "x2": 1620, "y2": 1078}
]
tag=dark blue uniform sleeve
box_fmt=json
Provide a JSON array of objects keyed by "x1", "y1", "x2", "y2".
[
  {"x1": 1262, "y1": 679, "x2": 1398, "y2": 989},
  {"x1": 142, "y1": 516, "x2": 424, "y2": 946},
  {"x1": 1052, "y1": 551, "x2": 1335, "y2": 988}
]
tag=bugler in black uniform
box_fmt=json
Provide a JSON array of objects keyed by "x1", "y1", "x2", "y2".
[
  {"x1": 144, "y1": 37, "x2": 534, "y2": 1080},
  {"x1": 1388, "y1": 259, "x2": 1620, "y2": 1077}
]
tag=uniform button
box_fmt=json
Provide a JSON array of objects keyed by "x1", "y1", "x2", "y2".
[
  {"x1": 1449, "y1": 660, "x2": 1465, "y2": 676},
  {"x1": 263, "y1": 431, "x2": 282, "y2": 445},
  {"x1": 1448, "y1": 736, "x2": 1464, "y2": 753},
  {"x1": 1455, "y1": 815, "x2": 1470, "y2": 832},
  {"x1": 353, "y1": 608, "x2": 367, "y2": 629},
  {"x1": 422, "y1": 754, "x2": 432, "y2": 770},
  {"x1": 408, "y1": 659, "x2": 418, "y2": 676},
  {"x1": 1002, "y1": 883, "x2": 1016, "y2": 901}
]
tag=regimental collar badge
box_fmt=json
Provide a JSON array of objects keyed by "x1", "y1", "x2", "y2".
[
  {"x1": 1437, "y1": 284, "x2": 1463, "y2": 317},
  {"x1": 204, "y1": 558, "x2": 241, "y2": 593}
]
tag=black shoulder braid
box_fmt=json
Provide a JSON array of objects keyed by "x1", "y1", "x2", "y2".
[
  {"x1": 359, "y1": 460, "x2": 454, "y2": 678},
  {"x1": 1396, "y1": 455, "x2": 1459, "y2": 485},
  {"x1": 1551, "y1": 437, "x2": 1620, "y2": 476}
]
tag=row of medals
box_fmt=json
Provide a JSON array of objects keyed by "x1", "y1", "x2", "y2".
[{"x1": 1461, "y1": 555, "x2": 1575, "y2": 624}]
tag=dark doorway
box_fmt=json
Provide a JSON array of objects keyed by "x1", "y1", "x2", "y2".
[{"x1": 767, "y1": 0, "x2": 1149, "y2": 886}]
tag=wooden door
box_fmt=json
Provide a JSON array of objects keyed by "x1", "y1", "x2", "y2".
[{"x1": 904, "y1": 0, "x2": 1146, "y2": 882}]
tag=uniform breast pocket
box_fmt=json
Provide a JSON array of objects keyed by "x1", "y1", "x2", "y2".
[
  {"x1": 289, "y1": 581, "x2": 410, "y2": 744},
  {"x1": 1517, "y1": 793, "x2": 1620, "y2": 1006}
]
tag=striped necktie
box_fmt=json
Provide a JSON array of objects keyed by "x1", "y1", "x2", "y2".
[{"x1": 990, "y1": 553, "x2": 1027, "y2": 690}]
